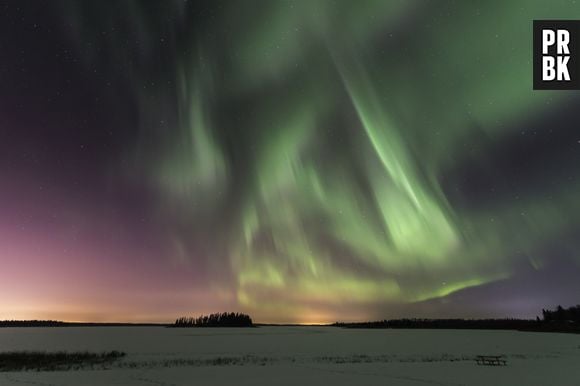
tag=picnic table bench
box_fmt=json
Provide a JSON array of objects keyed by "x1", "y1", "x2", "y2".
[{"x1": 475, "y1": 355, "x2": 507, "y2": 366}]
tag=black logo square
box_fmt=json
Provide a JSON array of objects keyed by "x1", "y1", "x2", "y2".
[{"x1": 533, "y1": 20, "x2": 580, "y2": 90}]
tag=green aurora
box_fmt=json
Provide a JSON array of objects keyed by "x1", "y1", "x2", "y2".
[{"x1": 36, "y1": 0, "x2": 580, "y2": 322}]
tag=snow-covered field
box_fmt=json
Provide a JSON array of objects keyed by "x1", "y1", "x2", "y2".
[{"x1": 1, "y1": 326, "x2": 579, "y2": 385}]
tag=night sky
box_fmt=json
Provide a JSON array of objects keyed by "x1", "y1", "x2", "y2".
[{"x1": 1, "y1": 1, "x2": 580, "y2": 324}]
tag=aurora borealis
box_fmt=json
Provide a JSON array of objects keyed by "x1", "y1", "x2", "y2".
[{"x1": 2, "y1": 1, "x2": 580, "y2": 324}]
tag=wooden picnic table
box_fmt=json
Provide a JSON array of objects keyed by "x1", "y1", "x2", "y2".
[{"x1": 475, "y1": 355, "x2": 507, "y2": 366}]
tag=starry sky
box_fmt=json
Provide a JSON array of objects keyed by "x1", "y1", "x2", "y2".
[{"x1": 1, "y1": 1, "x2": 580, "y2": 324}]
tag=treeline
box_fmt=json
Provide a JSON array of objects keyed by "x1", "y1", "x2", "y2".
[
  {"x1": 333, "y1": 318, "x2": 541, "y2": 330},
  {"x1": 0, "y1": 320, "x2": 66, "y2": 327},
  {"x1": 0, "y1": 320, "x2": 164, "y2": 328},
  {"x1": 334, "y1": 305, "x2": 580, "y2": 333},
  {"x1": 174, "y1": 312, "x2": 253, "y2": 327},
  {"x1": 542, "y1": 305, "x2": 580, "y2": 322}
]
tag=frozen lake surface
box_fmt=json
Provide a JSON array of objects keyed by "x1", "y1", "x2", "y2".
[{"x1": 1, "y1": 326, "x2": 579, "y2": 385}]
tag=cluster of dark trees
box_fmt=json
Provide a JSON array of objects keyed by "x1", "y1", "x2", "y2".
[
  {"x1": 542, "y1": 305, "x2": 580, "y2": 323},
  {"x1": 0, "y1": 320, "x2": 67, "y2": 327},
  {"x1": 174, "y1": 312, "x2": 253, "y2": 327}
]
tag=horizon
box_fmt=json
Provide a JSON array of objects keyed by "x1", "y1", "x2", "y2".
[
  {"x1": 0, "y1": 304, "x2": 569, "y2": 326},
  {"x1": 2, "y1": 304, "x2": 576, "y2": 326}
]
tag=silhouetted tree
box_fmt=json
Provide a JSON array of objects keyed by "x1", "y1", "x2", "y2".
[{"x1": 541, "y1": 304, "x2": 580, "y2": 323}]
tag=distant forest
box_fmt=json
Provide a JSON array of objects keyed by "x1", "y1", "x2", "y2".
[
  {"x1": 334, "y1": 305, "x2": 580, "y2": 333},
  {"x1": 0, "y1": 320, "x2": 160, "y2": 327},
  {"x1": 0, "y1": 320, "x2": 66, "y2": 327},
  {"x1": 173, "y1": 312, "x2": 253, "y2": 327},
  {"x1": 333, "y1": 318, "x2": 537, "y2": 329}
]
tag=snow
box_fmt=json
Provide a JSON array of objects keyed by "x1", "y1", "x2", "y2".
[{"x1": 1, "y1": 326, "x2": 579, "y2": 385}]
